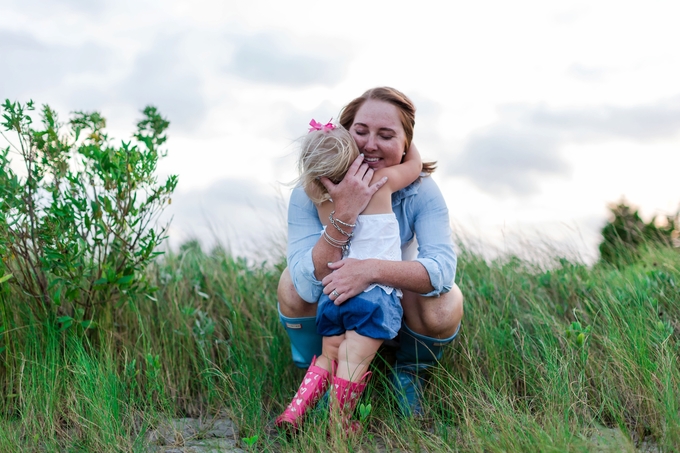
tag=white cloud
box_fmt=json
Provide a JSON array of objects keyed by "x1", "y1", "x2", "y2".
[
  {"x1": 0, "y1": 30, "x2": 113, "y2": 100},
  {"x1": 5, "y1": 0, "x2": 107, "y2": 15},
  {"x1": 447, "y1": 97, "x2": 680, "y2": 195},
  {"x1": 159, "y1": 178, "x2": 287, "y2": 260},
  {"x1": 453, "y1": 127, "x2": 566, "y2": 195},
  {"x1": 226, "y1": 32, "x2": 350, "y2": 88},
  {"x1": 530, "y1": 97, "x2": 680, "y2": 142},
  {"x1": 116, "y1": 33, "x2": 208, "y2": 131}
]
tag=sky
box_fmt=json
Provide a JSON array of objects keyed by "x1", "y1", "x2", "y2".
[{"x1": 2, "y1": 0, "x2": 679, "y2": 263}]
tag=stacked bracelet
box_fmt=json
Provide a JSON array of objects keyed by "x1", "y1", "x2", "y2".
[
  {"x1": 322, "y1": 228, "x2": 351, "y2": 255},
  {"x1": 329, "y1": 211, "x2": 355, "y2": 238}
]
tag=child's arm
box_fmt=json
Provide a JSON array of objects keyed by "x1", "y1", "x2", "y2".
[{"x1": 375, "y1": 142, "x2": 422, "y2": 192}]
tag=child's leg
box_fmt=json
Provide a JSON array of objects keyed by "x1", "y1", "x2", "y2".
[
  {"x1": 329, "y1": 331, "x2": 382, "y2": 434},
  {"x1": 315, "y1": 334, "x2": 344, "y2": 373},
  {"x1": 335, "y1": 330, "x2": 383, "y2": 382}
]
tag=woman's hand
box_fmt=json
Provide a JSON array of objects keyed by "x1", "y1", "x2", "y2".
[
  {"x1": 319, "y1": 154, "x2": 387, "y2": 223},
  {"x1": 322, "y1": 258, "x2": 376, "y2": 305}
]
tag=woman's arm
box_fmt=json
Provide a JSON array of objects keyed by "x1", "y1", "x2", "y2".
[
  {"x1": 407, "y1": 176, "x2": 457, "y2": 296},
  {"x1": 286, "y1": 187, "x2": 326, "y2": 302},
  {"x1": 320, "y1": 176, "x2": 456, "y2": 305},
  {"x1": 287, "y1": 154, "x2": 387, "y2": 301},
  {"x1": 312, "y1": 154, "x2": 387, "y2": 278},
  {"x1": 322, "y1": 259, "x2": 432, "y2": 305}
]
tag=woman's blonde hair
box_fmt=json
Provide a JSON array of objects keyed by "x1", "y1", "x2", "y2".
[{"x1": 296, "y1": 126, "x2": 359, "y2": 204}]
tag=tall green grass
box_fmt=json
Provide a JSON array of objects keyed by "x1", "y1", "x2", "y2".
[{"x1": 0, "y1": 242, "x2": 678, "y2": 452}]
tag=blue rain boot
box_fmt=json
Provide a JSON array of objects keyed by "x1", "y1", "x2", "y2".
[
  {"x1": 389, "y1": 321, "x2": 460, "y2": 417},
  {"x1": 278, "y1": 304, "x2": 322, "y2": 369}
]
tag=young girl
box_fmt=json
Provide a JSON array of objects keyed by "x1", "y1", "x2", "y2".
[{"x1": 276, "y1": 119, "x2": 422, "y2": 432}]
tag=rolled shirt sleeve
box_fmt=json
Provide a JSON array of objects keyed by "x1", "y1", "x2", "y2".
[
  {"x1": 287, "y1": 186, "x2": 324, "y2": 303},
  {"x1": 395, "y1": 176, "x2": 457, "y2": 297}
]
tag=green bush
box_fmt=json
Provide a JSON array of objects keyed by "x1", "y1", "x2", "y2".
[
  {"x1": 599, "y1": 199, "x2": 678, "y2": 266},
  {"x1": 0, "y1": 100, "x2": 177, "y2": 323}
]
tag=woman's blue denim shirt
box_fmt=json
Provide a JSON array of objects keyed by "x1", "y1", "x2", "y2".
[{"x1": 287, "y1": 176, "x2": 457, "y2": 303}]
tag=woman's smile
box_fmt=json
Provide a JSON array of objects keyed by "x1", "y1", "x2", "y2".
[{"x1": 363, "y1": 156, "x2": 381, "y2": 167}]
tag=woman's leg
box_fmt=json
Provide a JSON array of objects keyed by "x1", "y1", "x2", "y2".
[
  {"x1": 277, "y1": 267, "x2": 322, "y2": 368},
  {"x1": 391, "y1": 283, "x2": 464, "y2": 416},
  {"x1": 400, "y1": 282, "x2": 463, "y2": 338},
  {"x1": 278, "y1": 268, "x2": 317, "y2": 318}
]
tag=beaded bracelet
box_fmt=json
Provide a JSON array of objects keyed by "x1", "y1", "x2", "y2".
[
  {"x1": 329, "y1": 211, "x2": 354, "y2": 238},
  {"x1": 330, "y1": 211, "x2": 356, "y2": 228}
]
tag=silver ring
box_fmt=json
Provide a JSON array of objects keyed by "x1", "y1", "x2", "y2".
[{"x1": 331, "y1": 290, "x2": 340, "y2": 298}]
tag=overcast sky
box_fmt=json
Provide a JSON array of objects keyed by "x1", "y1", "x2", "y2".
[{"x1": 2, "y1": 0, "x2": 679, "y2": 262}]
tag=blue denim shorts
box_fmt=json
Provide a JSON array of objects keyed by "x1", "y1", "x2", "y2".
[{"x1": 316, "y1": 286, "x2": 403, "y2": 340}]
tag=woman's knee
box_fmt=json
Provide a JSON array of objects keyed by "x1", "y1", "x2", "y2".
[
  {"x1": 278, "y1": 268, "x2": 317, "y2": 318},
  {"x1": 402, "y1": 283, "x2": 464, "y2": 338}
]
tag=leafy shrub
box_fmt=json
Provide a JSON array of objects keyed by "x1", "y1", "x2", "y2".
[
  {"x1": 0, "y1": 100, "x2": 177, "y2": 323},
  {"x1": 599, "y1": 199, "x2": 678, "y2": 266}
]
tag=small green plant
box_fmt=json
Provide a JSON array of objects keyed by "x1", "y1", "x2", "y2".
[
  {"x1": 358, "y1": 402, "x2": 372, "y2": 422},
  {"x1": 124, "y1": 358, "x2": 139, "y2": 396},
  {"x1": 566, "y1": 320, "x2": 591, "y2": 348},
  {"x1": 0, "y1": 100, "x2": 177, "y2": 322},
  {"x1": 241, "y1": 434, "x2": 258, "y2": 449},
  {"x1": 145, "y1": 352, "x2": 165, "y2": 407}
]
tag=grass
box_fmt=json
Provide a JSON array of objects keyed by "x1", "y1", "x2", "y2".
[{"x1": 0, "y1": 241, "x2": 678, "y2": 452}]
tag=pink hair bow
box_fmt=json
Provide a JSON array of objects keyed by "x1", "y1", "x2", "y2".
[{"x1": 309, "y1": 119, "x2": 336, "y2": 133}]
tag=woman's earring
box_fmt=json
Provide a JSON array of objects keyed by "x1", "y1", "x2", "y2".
[{"x1": 403, "y1": 152, "x2": 406, "y2": 156}]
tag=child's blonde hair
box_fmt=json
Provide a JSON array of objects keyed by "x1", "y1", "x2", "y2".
[{"x1": 296, "y1": 126, "x2": 360, "y2": 204}]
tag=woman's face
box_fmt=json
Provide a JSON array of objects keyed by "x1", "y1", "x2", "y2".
[{"x1": 349, "y1": 99, "x2": 407, "y2": 171}]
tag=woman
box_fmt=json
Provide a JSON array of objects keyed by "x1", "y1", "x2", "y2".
[{"x1": 278, "y1": 87, "x2": 464, "y2": 417}]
